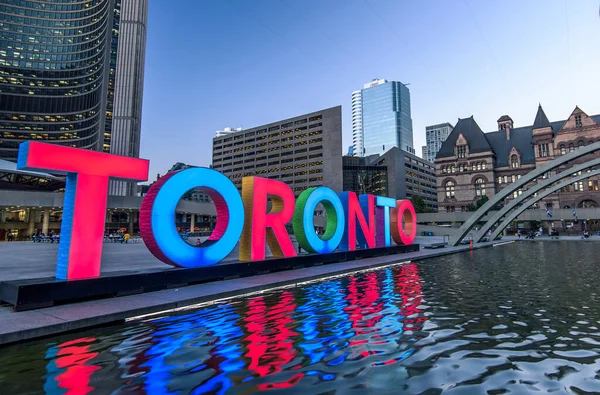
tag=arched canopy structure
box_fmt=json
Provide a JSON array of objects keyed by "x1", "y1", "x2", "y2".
[
  {"x1": 450, "y1": 141, "x2": 600, "y2": 246},
  {"x1": 471, "y1": 157, "x2": 600, "y2": 243},
  {"x1": 489, "y1": 168, "x2": 600, "y2": 241}
]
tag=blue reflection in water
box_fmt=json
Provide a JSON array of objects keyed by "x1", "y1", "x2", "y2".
[
  {"x1": 114, "y1": 304, "x2": 244, "y2": 394},
  {"x1": 296, "y1": 279, "x2": 352, "y2": 380}
]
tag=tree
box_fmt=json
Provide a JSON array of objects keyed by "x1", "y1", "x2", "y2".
[
  {"x1": 467, "y1": 195, "x2": 490, "y2": 212},
  {"x1": 476, "y1": 195, "x2": 489, "y2": 209},
  {"x1": 410, "y1": 196, "x2": 429, "y2": 213}
]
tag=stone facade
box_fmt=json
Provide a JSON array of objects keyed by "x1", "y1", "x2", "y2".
[{"x1": 435, "y1": 105, "x2": 600, "y2": 229}]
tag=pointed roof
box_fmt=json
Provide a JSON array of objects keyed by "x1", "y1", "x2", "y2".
[
  {"x1": 532, "y1": 104, "x2": 551, "y2": 129},
  {"x1": 497, "y1": 115, "x2": 513, "y2": 123},
  {"x1": 437, "y1": 116, "x2": 491, "y2": 158}
]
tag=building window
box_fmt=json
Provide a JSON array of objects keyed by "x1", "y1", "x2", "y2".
[
  {"x1": 574, "y1": 181, "x2": 584, "y2": 191},
  {"x1": 560, "y1": 144, "x2": 566, "y2": 155},
  {"x1": 511, "y1": 175, "x2": 516, "y2": 183},
  {"x1": 445, "y1": 181, "x2": 455, "y2": 198},
  {"x1": 578, "y1": 140, "x2": 585, "y2": 149},
  {"x1": 476, "y1": 162, "x2": 481, "y2": 171},
  {"x1": 442, "y1": 166, "x2": 447, "y2": 174},
  {"x1": 575, "y1": 115, "x2": 582, "y2": 128},
  {"x1": 457, "y1": 145, "x2": 467, "y2": 158},
  {"x1": 510, "y1": 155, "x2": 519, "y2": 168},
  {"x1": 451, "y1": 165, "x2": 456, "y2": 173},
  {"x1": 475, "y1": 178, "x2": 486, "y2": 197},
  {"x1": 482, "y1": 162, "x2": 486, "y2": 170},
  {"x1": 498, "y1": 176, "x2": 502, "y2": 184},
  {"x1": 459, "y1": 164, "x2": 464, "y2": 172},
  {"x1": 472, "y1": 163, "x2": 476, "y2": 171},
  {"x1": 569, "y1": 143, "x2": 574, "y2": 152},
  {"x1": 538, "y1": 143, "x2": 549, "y2": 157},
  {"x1": 504, "y1": 175, "x2": 508, "y2": 183}
]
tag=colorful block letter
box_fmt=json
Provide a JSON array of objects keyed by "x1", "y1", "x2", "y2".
[
  {"x1": 239, "y1": 177, "x2": 296, "y2": 261},
  {"x1": 338, "y1": 192, "x2": 376, "y2": 251},
  {"x1": 17, "y1": 142, "x2": 149, "y2": 280},
  {"x1": 139, "y1": 168, "x2": 244, "y2": 267},
  {"x1": 292, "y1": 187, "x2": 345, "y2": 253},
  {"x1": 391, "y1": 199, "x2": 417, "y2": 245},
  {"x1": 375, "y1": 196, "x2": 396, "y2": 247}
]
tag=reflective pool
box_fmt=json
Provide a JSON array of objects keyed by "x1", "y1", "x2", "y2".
[{"x1": 2, "y1": 242, "x2": 600, "y2": 394}]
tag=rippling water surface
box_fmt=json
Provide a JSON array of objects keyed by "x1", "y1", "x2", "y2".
[{"x1": 2, "y1": 242, "x2": 600, "y2": 394}]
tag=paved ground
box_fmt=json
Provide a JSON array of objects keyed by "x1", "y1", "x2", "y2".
[
  {"x1": 0, "y1": 235, "x2": 595, "y2": 345},
  {"x1": 0, "y1": 236, "x2": 453, "y2": 281}
]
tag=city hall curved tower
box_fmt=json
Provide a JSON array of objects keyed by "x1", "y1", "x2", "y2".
[
  {"x1": 0, "y1": 0, "x2": 147, "y2": 196},
  {"x1": 0, "y1": 0, "x2": 113, "y2": 159}
]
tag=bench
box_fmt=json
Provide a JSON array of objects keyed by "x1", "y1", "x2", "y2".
[{"x1": 424, "y1": 242, "x2": 447, "y2": 249}]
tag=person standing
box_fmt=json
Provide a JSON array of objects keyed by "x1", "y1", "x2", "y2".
[{"x1": 6, "y1": 229, "x2": 13, "y2": 241}]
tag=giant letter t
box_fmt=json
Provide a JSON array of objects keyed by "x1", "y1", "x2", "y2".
[{"x1": 17, "y1": 142, "x2": 149, "y2": 280}]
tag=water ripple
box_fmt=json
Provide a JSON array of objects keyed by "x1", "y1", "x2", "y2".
[{"x1": 1, "y1": 242, "x2": 600, "y2": 393}]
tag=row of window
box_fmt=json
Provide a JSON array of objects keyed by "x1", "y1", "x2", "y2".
[
  {"x1": 441, "y1": 161, "x2": 487, "y2": 174},
  {"x1": 214, "y1": 125, "x2": 322, "y2": 146},
  {"x1": 558, "y1": 140, "x2": 598, "y2": 155},
  {"x1": 561, "y1": 180, "x2": 599, "y2": 193},
  {"x1": 444, "y1": 178, "x2": 486, "y2": 198},
  {"x1": 498, "y1": 174, "x2": 522, "y2": 184},
  {"x1": 214, "y1": 132, "x2": 323, "y2": 151},
  {"x1": 0, "y1": 15, "x2": 109, "y2": 40},
  {"x1": 2, "y1": 0, "x2": 105, "y2": 14}
]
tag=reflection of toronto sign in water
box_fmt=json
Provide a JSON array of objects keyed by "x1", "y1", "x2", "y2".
[{"x1": 17, "y1": 142, "x2": 417, "y2": 281}]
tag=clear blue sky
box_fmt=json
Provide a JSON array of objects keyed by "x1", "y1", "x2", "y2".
[{"x1": 140, "y1": 0, "x2": 600, "y2": 180}]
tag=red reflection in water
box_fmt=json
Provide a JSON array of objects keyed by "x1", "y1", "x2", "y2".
[
  {"x1": 244, "y1": 291, "x2": 304, "y2": 390},
  {"x1": 396, "y1": 263, "x2": 426, "y2": 330},
  {"x1": 54, "y1": 337, "x2": 100, "y2": 395},
  {"x1": 345, "y1": 272, "x2": 384, "y2": 355}
]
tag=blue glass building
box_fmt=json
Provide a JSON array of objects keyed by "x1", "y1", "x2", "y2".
[{"x1": 361, "y1": 79, "x2": 414, "y2": 157}]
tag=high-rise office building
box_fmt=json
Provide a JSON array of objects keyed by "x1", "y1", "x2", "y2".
[
  {"x1": 0, "y1": 0, "x2": 148, "y2": 195},
  {"x1": 351, "y1": 90, "x2": 363, "y2": 157},
  {"x1": 212, "y1": 107, "x2": 343, "y2": 195},
  {"x1": 360, "y1": 79, "x2": 414, "y2": 157},
  {"x1": 423, "y1": 122, "x2": 453, "y2": 162}
]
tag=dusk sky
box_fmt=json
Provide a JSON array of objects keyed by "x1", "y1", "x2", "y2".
[{"x1": 140, "y1": 0, "x2": 600, "y2": 180}]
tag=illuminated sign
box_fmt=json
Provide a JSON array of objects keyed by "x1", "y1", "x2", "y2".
[{"x1": 17, "y1": 142, "x2": 417, "y2": 281}]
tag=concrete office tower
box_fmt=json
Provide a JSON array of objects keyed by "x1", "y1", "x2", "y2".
[
  {"x1": 212, "y1": 107, "x2": 343, "y2": 194},
  {"x1": 351, "y1": 90, "x2": 364, "y2": 157},
  {"x1": 109, "y1": 0, "x2": 149, "y2": 196},
  {"x1": 424, "y1": 122, "x2": 453, "y2": 162},
  {"x1": 361, "y1": 79, "x2": 414, "y2": 156}
]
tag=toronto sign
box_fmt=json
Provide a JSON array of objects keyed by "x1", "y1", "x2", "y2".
[{"x1": 17, "y1": 142, "x2": 417, "y2": 281}]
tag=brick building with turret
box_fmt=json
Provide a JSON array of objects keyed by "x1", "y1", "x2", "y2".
[{"x1": 435, "y1": 105, "x2": 600, "y2": 231}]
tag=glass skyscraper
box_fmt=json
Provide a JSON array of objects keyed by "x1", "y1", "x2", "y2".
[
  {"x1": 360, "y1": 79, "x2": 414, "y2": 157},
  {"x1": 0, "y1": 0, "x2": 147, "y2": 195}
]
